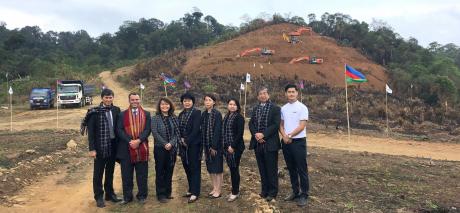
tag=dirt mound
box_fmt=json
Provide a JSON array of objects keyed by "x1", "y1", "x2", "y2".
[{"x1": 182, "y1": 23, "x2": 387, "y2": 91}]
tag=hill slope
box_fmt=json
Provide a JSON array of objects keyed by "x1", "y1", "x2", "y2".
[{"x1": 182, "y1": 23, "x2": 387, "y2": 90}]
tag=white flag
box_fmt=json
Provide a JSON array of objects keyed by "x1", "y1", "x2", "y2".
[
  {"x1": 140, "y1": 83, "x2": 145, "y2": 90},
  {"x1": 240, "y1": 83, "x2": 245, "y2": 90},
  {"x1": 253, "y1": 63, "x2": 256, "y2": 68},
  {"x1": 386, "y1": 84, "x2": 392, "y2": 94},
  {"x1": 246, "y1": 73, "x2": 251, "y2": 83},
  {"x1": 8, "y1": 86, "x2": 13, "y2": 95}
]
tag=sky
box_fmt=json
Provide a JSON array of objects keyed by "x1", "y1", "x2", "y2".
[{"x1": 0, "y1": 0, "x2": 459, "y2": 47}]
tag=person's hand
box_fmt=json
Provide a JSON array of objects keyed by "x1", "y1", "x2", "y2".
[
  {"x1": 165, "y1": 143, "x2": 172, "y2": 151},
  {"x1": 257, "y1": 138, "x2": 266, "y2": 144},
  {"x1": 282, "y1": 136, "x2": 292, "y2": 144},
  {"x1": 129, "y1": 140, "x2": 140, "y2": 149},
  {"x1": 255, "y1": 133, "x2": 264, "y2": 141},
  {"x1": 210, "y1": 148, "x2": 217, "y2": 156},
  {"x1": 228, "y1": 146, "x2": 234, "y2": 154},
  {"x1": 89, "y1": 151, "x2": 97, "y2": 158}
]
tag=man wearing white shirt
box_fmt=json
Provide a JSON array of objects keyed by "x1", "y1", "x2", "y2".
[{"x1": 279, "y1": 84, "x2": 309, "y2": 207}]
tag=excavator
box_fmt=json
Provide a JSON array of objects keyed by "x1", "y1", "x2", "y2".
[
  {"x1": 284, "y1": 27, "x2": 313, "y2": 43},
  {"x1": 238, "y1": 47, "x2": 275, "y2": 57},
  {"x1": 289, "y1": 56, "x2": 323, "y2": 64}
]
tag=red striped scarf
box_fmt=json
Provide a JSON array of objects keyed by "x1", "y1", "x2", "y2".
[{"x1": 123, "y1": 106, "x2": 149, "y2": 163}]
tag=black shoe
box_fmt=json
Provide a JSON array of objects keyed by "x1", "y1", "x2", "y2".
[
  {"x1": 158, "y1": 198, "x2": 168, "y2": 203},
  {"x1": 138, "y1": 198, "x2": 146, "y2": 204},
  {"x1": 166, "y1": 195, "x2": 174, "y2": 199},
  {"x1": 297, "y1": 197, "x2": 307, "y2": 206},
  {"x1": 259, "y1": 193, "x2": 267, "y2": 198},
  {"x1": 105, "y1": 194, "x2": 122, "y2": 202},
  {"x1": 96, "y1": 199, "x2": 105, "y2": 208},
  {"x1": 265, "y1": 196, "x2": 275, "y2": 202},
  {"x1": 119, "y1": 199, "x2": 132, "y2": 205},
  {"x1": 284, "y1": 193, "x2": 299, "y2": 201}
]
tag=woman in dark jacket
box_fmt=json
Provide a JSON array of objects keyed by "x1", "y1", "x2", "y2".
[
  {"x1": 222, "y1": 98, "x2": 245, "y2": 202},
  {"x1": 151, "y1": 97, "x2": 181, "y2": 203},
  {"x1": 177, "y1": 93, "x2": 202, "y2": 203},
  {"x1": 200, "y1": 94, "x2": 223, "y2": 198}
]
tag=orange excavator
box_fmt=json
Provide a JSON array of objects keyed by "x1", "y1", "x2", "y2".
[
  {"x1": 289, "y1": 56, "x2": 323, "y2": 64},
  {"x1": 284, "y1": 27, "x2": 313, "y2": 43},
  {"x1": 238, "y1": 48, "x2": 275, "y2": 57}
]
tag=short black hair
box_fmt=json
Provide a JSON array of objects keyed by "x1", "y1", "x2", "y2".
[
  {"x1": 284, "y1": 84, "x2": 298, "y2": 92},
  {"x1": 227, "y1": 98, "x2": 241, "y2": 114},
  {"x1": 101, "y1": 88, "x2": 114, "y2": 98},
  {"x1": 180, "y1": 93, "x2": 195, "y2": 105},
  {"x1": 204, "y1": 94, "x2": 217, "y2": 103}
]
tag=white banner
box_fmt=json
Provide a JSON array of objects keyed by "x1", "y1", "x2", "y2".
[
  {"x1": 386, "y1": 84, "x2": 393, "y2": 94},
  {"x1": 140, "y1": 83, "x2": 145, "y2": 90},
  {"x1": 240, "y1": 83, "x2": 245, "y2": 90},
  {"x1": 246, "y1": 73, "x2": 251, "y2": 83},
  {"x1": 8, "y1": 86, "x2": 13, "y2": 95}
]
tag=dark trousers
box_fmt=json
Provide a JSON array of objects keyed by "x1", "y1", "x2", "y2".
[
  {"x1": 282, "y1": 138, "x2": 309, "y2": 198},
  {"x1": 181, "y1": 144, "x2": 202, "y2": 196},
  {"x1": 227, "y1": 150, "x2": 243, "y2": 195},
  {"x1": 154, "y1": 146, "x2": 176, "y2": 199},
  {"x1": 93, "y1": 156, "x2": 116, "y2": 200},
  {"x1": 255, "y1": 149, "x2": 279, "y2": 197},
  {"x1": 120, "y1": 159, "x2": 149, "y2": 201}
]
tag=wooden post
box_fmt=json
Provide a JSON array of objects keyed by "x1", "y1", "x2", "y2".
[{"x1": 386, "y1": 91, "x2": 389, "y2": 137}]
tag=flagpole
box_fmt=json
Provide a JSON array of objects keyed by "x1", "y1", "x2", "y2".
[
  {"x1": 345, "y1": 65, "x2": 351, "y2": 143},
  {"x1": 164, "y1": 84, "x2": 168, "y2": 97},
  {"x1": 243, "y1": 81, "x2": 248, "y2": 118},
  {"x1": 10, "y1": 89, "x2": 12, "y2": 132},
  {"x1": 56, "y1": 80, "x2": 59, "y2": 129},
  {"x1": 239, "y1": 87, "x2": 242, "y2": 105},
  {"x1": 385, "y1": 90, "x2": 389, "y2": 137}
]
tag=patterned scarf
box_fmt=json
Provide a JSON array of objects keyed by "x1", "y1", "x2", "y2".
[
  {"x1": 251, "y1": 101, "x2": 272, "y2": 152},
  {"x1": 201, "y1": 108, "x2": 219, "y2": 162},
  {"x1": 97, "y1": 103, "x2": 112, "y2": 158},
  {"x1": 178, "y1": 108, "x2": 195, "y2": 165},
  {"x1": 161, "y1": 114, "x2": 180, "y2": 166},
  {"x1": 222, "y1": 112, "x2": 238, "y2": 168},
  {"x1": 123, "y1": 106, "x2": 149, "y2": 163}
]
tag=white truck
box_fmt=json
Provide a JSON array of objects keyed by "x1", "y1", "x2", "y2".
[{"x1": 57, "y1": 80, "x2": 94, "y2": 108}]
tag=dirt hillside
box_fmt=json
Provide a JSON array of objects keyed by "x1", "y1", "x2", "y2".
[{"x1": 182, "y1": 23, "x2": 387, "y2": 90}]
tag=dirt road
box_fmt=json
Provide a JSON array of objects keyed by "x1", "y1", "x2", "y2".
[{"x1": 1, "y1": 68, "x2": 460, "y2": 212}]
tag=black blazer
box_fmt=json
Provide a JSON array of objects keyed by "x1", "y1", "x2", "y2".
[
  {"x1": 87, "y1": 105, "x2": 121, "y2": 155},
  {"x1": 201, "y1": 110, "x2": 222, "y2": 151},
  {"x1": 180, "y1": 109, "x2": 201, "y2": 146},
  {"x1": 116, "y1": 109, "x2": 151, "y2": 160},
  {"x1": 249, "y1": 104, "x2": 281, "y2": 152},
  {"x1": 223, "y1": 113, "x2": 245, "y2": 152}
]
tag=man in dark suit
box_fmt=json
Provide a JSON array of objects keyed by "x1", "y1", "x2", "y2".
[
  {"x1": 87, "y1": 88, "x2": 122, "y2": 208},
  {"x1": 117, "y1": 92, "x2": 151, "y2": 204},
  {"x1": 249, "y1": 87, "x2": 281, "y2": 202}
]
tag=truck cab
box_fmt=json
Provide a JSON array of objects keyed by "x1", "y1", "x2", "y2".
[
  {"x1": 29, "y1": 88, "x2": 55, "y2": 109},
  {"x1": 57, "y1": 80, "x2": 93, "y2": 108}
]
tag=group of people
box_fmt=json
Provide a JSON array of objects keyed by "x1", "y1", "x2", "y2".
[{"x1": 86, "y1": 84, "x2": 309, "y2": 208}]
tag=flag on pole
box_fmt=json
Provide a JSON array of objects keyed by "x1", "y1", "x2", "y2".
[
  {"x1": 385, "y1": 84, "x2": 393, "y2": 94},
  {"x1": 298, "y1": 80, "x2": 304, "y2": 89},
  {"x1": 160, "y1": 73, "x2": 177, "y2": 88},
  {"x1": 140, "y1": 83, "x2": 145, "y2": 90},
  {"x1": 345, "y1": 64, "x2": 367, "y2": 83},
  {"x1": 246, "y1": 73, "x2": 251, "y2": 83},
  {"x1": 184, "y1": 80, "x2": 192, "y2": 89},
  {"x1": 240, "y1": 83, "x2": 245, "y2": 90},
  {"x1": 8, "y1": 86, "x2": 13, "y2": 95}
]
